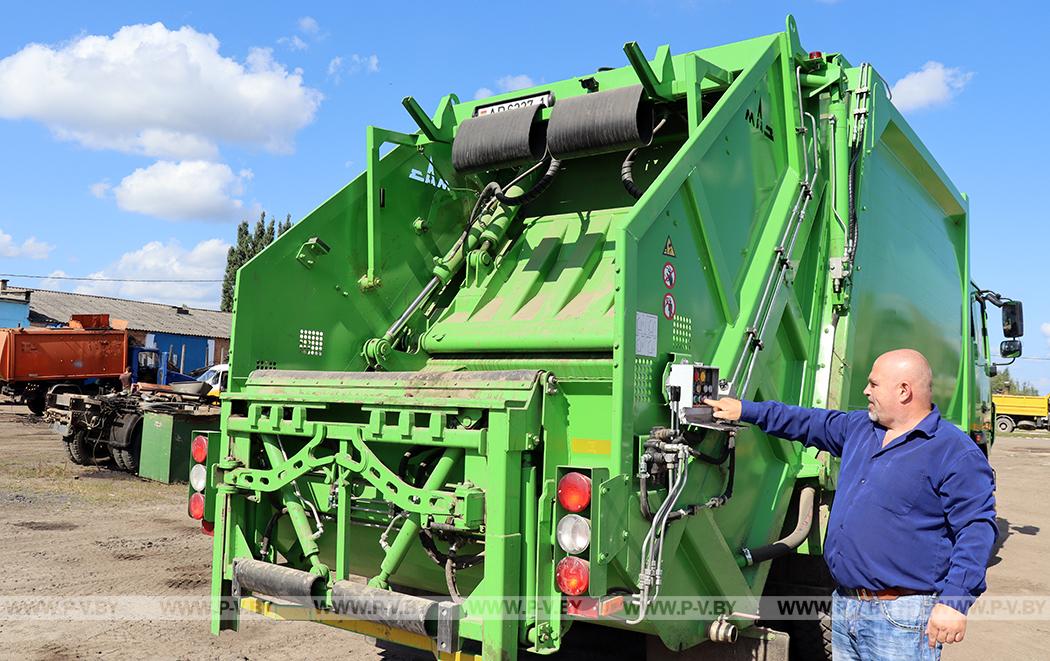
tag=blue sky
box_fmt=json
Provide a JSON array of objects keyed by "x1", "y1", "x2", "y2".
[{"x1": 0, "y1": 1, "x2": 1047, "y2": 388}]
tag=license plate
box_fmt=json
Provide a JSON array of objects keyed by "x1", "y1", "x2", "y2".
[{"x1": 475, "y1": 92, "x2": 553, "y2": 117}]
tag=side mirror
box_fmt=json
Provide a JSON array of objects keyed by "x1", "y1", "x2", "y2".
[
  {"x1": 1002, "y1": 300, "x2": 1024, "y2": 338},
  {"x1": 987, "y1": 364, "x2": 998, "y2": 378},
  {"x1": 1000, "y1": 339, "x2": 1023, "y2": 359}
]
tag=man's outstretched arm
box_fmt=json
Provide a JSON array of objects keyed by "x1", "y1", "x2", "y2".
[{"x1": 705, "y1": 398, "x2": 851, "y2": 457}]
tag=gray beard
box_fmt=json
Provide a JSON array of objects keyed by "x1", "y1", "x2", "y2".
[{"x1": 867, "y1": 409, "x2": 879, "y2": 423}]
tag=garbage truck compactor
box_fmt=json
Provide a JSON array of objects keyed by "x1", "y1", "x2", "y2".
[{"x1": 207, "y1": 17, "x2": 1002, "y2": 660}]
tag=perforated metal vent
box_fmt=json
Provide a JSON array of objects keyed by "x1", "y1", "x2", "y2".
[{"x1": 299, "y1": 329, "x2": 324, "y2": 356}]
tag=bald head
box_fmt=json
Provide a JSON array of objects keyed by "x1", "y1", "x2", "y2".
[{"x1": 863, "y1": 349, "x2": 934, "y2": 427}]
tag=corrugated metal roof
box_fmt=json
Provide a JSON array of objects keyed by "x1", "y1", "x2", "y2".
[{"x1": 17, "y1": 288, "x2": 230, "y2": 339}]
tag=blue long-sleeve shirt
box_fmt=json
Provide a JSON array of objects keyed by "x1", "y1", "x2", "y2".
[{"x1": 740, "y1": 400, "x2": 997, "y2": 614}]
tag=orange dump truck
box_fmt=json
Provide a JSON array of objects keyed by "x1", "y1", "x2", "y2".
[{"x1": 0, "y1": 327, "x2": 128, "y2": 414}]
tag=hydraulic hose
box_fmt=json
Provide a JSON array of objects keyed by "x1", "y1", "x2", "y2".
[
  {"x1": 260, "y1": 435, "x2": 328, "y2": 577},
  {"x1": 740, "y1": 485, "x2": 816, "y2": 566},
  {"x1": 621, "y1": 117, "x2": 668, "y2": 199},
  {"x1": 490, "y1": 157, "x2": 562, "y2": 206}
]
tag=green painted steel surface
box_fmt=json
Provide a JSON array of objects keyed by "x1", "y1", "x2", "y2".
[
  {"x1": 209, "y1": 16, "x2": 990, "y2": 659},
  {"x1": 138, "y1": 411, "x2": 219, "y2": 484}
]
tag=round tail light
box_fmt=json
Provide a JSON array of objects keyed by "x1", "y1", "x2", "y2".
[
  {"x1": 191, "y1": 435, "x2": 209, "y2": 463},
  {"x1": 557, "y1": 472, "x2": 591, "y2": 513},
  {"x1": 556, "y1": 556, "x2": 590, "y2": 596},
  {"x1": 556, "y1": 514, "x2": 591, "y2": 554},
  {"x1": 189, "y1": 463, "x2": 208, "y2": 492},
  {"x1": 188, "y1": 491, "x2": 206, "y2": 520}
]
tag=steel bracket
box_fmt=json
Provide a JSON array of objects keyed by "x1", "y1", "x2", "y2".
[
  {"x1": 295, "y1": 237, "x2": 330, "y2": 270},
  {"x1": 436, "y1": 601, "x2": 461, "y2": 654}
]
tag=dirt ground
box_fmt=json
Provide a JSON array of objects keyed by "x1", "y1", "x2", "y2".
[
  {"x1": 0, "y1": 404, "x2": 386, "y2": 660},
  {"x1": 1, "y1": 403, "x2": 1047, "y2": 660}
]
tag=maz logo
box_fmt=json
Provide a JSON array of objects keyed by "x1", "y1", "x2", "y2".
[
  {"x1": 744, "y1": 100, "x2": 775, "y2": 142},
  {"x1": 408, "y1": 163, "x2": 448, "y2": 190}
]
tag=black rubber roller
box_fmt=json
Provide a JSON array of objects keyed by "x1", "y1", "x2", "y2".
[
  {"x1": 233, "y1": 559, "x2": 321, "y2": 607},
  {"x1": 332, "y1": 580, "x2": 442, "y2": 636},
  {"x1": 547, "y1": 84, "x2": 654, "y2": 160},
  {"x1": 451, "y1": 105, "x2": 547, "y2": 173}
]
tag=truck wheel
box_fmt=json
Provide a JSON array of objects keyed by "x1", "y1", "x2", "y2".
[
  {"x1": 996, "y1": 416, "x2": 1015, "y2": 434},
  {"x1": 791, "y1": 606, "x2": 833, "y2": 661},
  {"x1": 64, "y1": 431, "x2": 92, "y2": 466},
  {"x1": 26, "y1": 390, "x2": 46, "y2": 416},
  {"x1": 112, "y1": 413, "x2": 143, "y2": 474},
  {"x1": 110, "y1": 445, "x2": 127, "y2": 471}
]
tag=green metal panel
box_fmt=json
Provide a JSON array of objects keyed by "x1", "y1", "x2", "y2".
[
  {"x1": 138, "y1": 411, "x2": 220, "y2": 483},
  {"x1": 210, "y1": 15, "x2": 986, "y2": 660}
]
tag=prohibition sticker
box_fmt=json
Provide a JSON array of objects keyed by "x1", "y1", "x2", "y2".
[
  {"x1": 662, "y1": 293, "x2": 676, "y2": 320},
  {"x1": 662, "y1": 262, "x2": 676, "y2": 289},
  {"x1": 663, "y1": 236, "x2": 676, "y2": 258}
]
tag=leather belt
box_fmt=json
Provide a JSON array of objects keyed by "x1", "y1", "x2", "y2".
[{"x1": 838, "y1": 587, "x2": 929, "y2": 601}]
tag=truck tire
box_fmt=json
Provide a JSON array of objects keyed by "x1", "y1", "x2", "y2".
[
  {"x1": 110, "y1": 444, "x2": 127, "y2": 471},
  {"x1": 112, "y1": 413, "x2": 143, "y2": 474},
  {"x1": 64, "y1": 431, "x2": 92, "y2": 466},
  {"x1": 26, "y1": 390, "x2": 46, "y2": 416},
  {"x1": 791, "y1": 606, "x2": 833, "y2": 661},
  {"x1": 996, "y1": 416, "x2": 1015, "y2": 434}
]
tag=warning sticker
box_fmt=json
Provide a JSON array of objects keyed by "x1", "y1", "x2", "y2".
[
  {"x1": 662, "y1": 262, "x2": 676, "y2": 289},
  {"x1": 662, "y1": 293, "x2": 676, "y2": 320},
  {"x1": 663, "y1": 236, "x2": 676, "y2": 258},
  {"x1": 635, "y1": 311, "x2": 658, "y2": 357}
]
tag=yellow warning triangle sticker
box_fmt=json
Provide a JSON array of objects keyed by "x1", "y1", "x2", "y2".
[{"x1": 663, "y1": 236, "x2": 676, "y2": 258}]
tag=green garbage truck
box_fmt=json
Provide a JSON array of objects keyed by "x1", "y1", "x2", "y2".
[{"x1": 202, "y1": 16, "x2": 1022, "y2": 660}]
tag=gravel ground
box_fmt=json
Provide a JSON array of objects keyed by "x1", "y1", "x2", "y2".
[{"x1": 1, "y1": 403, "x2": 1046, "y2": 659}]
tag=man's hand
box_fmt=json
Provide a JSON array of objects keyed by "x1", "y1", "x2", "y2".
[
  {"x1": 926, "y1": 603, "x2": 966, "y2": 648},
  {"x1": 704, "y1": 397, "x2": 742, "y2": 421}
]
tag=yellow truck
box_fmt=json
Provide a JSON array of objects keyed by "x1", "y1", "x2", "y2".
[{"x1": 993, "y1": 394, "x2": 1050, "y2": 433}]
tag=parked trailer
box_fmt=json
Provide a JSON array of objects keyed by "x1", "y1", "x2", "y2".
[
  {"x1": 0, "y1": 326, "x2": 127, "y2": 414},
  {"x1": 47, "y1": 383, "x2": 218, "y2": 474},
  {"x1": 204, "y1": 17, "x2": 1022, "y2": 660},
  {"x1": 992, "y1": 394, "x2": 1049, "y2": 433}
]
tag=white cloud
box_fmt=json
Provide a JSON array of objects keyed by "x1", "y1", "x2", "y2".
[
  {"x1": 279, "y1": 17, "x2": 323, "y2": 51},
  {"x1": 327, "y1": 53, "x2": 378, "y2": 83},
  {"x1": 0, "y1": 228, "x2": 52, "y2": 259},
  {"x1": 112, "y1": 160, "x2": 252, "y2": 222},
  {"x1": 1040, "y1": 322, "x2": 1050, "y2": 349},
  {"x1": 90, "y1": 181, "x2": 112, "y2": 198},
  {"x1": 40, "y1": 270, "x2": 67, "y2": 289},
  {"x1": 74, "y1": 238, "x2": 229, "y2": 308},
  {"x1": 891, "y1": 61, "x2": 973, "y2": 112},
  {"x1": 496, "y1": 74, "x2": 534, "y2": 91},
  {"x1": 0, "y1": 23, "x2": 322, "y2": 159},
  {"x1": 277, "y1": 35, "x2": 308, "y2": 51},
  {"x1": 473, "y1": 74, "x2": 535, "y2": 100}
]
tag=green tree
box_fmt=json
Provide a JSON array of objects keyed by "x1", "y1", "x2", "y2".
[
  {"x1": 221, "y1": 211, "x2": 295, "y2": 312},
  {"x1": 991, "y1": 368, "x2": 1040, "y2": 395}
]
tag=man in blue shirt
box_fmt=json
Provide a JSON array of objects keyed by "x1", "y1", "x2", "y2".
[{"x1": 705, "y1": 349, "x2": 996, "y2": 660}]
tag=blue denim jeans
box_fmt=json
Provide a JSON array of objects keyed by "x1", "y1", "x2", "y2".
[{"x1": 832, "y1": 590, "x2": 940, "y2": 660}]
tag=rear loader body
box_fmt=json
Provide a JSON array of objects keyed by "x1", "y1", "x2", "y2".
[{"x1": 208, "y1": 17, "x2": 1002, "y2": 660}]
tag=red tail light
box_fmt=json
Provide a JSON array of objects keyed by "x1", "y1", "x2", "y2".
[
  {"x1": 201, "y1": 519, "x2": 215, "y2": 536},
  {"x1": 191, "y1": 435, "x2": 209, "y2": 463},
  {"x1": 556, "y1": 556, "x2": 590, "y2": 596},
  {"x1": 188, "y1": 491, "x2": 206, "y2": 520},
  {"x1": 557, "y1": 472, "x2": 591, "y2": 513}
]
